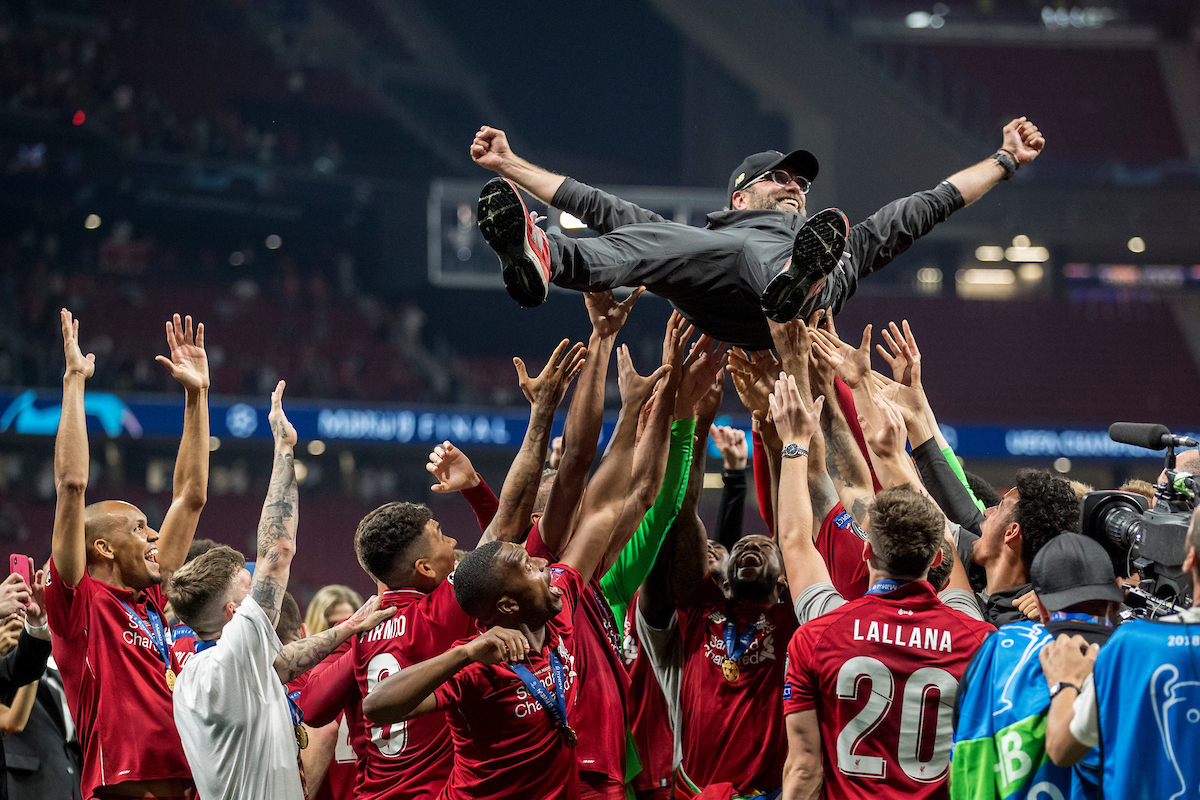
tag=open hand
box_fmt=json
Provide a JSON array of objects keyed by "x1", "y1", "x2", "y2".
[
  {"x1": 858, "y1": 392, "x2": 908, "y2": 460},
  {"x1": 710, "y1": 425, "x2": 748, "y2": 470},
  {"x1": 427, "y1": 441, "x2": 480, "y2": 493},
  {"x1": 465, "y1": 627, "x2": 532, "y2": 665},
  {"x1": 695, "y1": 372, "x2": 726, "y2": 424},
  {"x1": 676, "y1": 334, "x2": 728, "y2": 419},
  {"x1": 470, "y1": 126, "x2": 515, "y2": 173},
  {"x1": 515, "y1": 338, "x2": 588, "y2": 409},
  {"x1": 812, "y1": 324, "x2": 872, "y2": 388},
  {"x1": 60, "y1": 309, "x2": 96, "y2": 380},
  {"x1": 269, "y1": 381, "x2": 298, "y2": 448},
  {"x1": 726, "y1": 348, "x2": 779, "y2": 418},
  {"x1": 155, "y1": 313, "x2": 209, "y2": 393},
  {"x1": 1002, "y1": 117, "x2": 1045, "y2": 166},
  {"x1": 768, "y1": 373, "x2": 823, "y2": 445},
  {"x1": 617, "y1": 344, "x2": 670, "y2": 411},
  {"x1": 340, "y1": 595, "x2": 400, "y2": 635},
  {"x1": 25, "y1": 568, "x2": 47, "y2": 628},
  {"x1": 584, "y1": 287, "x2": 645, "y2": 338}
]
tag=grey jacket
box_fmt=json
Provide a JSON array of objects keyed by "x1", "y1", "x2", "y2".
[{"x1": 551, "y1": 177, "x2": 964, "y2": 349}]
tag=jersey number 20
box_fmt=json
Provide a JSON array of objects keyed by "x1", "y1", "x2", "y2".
[
  {"x1": 835, "y1": 656, "x2": 957, "y2": 782},
  {"x1": 367, "y1": 653, "x2": 409, "y2": 756}
]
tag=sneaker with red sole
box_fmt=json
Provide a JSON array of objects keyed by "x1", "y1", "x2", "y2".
[
  {"x1": 760, "y1": 207, "x2": 849, "y2": 323},
  {"x1": 477, "y1": 177, "x2": 553, "y2": 307}
]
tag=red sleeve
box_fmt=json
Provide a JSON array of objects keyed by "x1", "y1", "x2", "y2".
[
  {"x1": 833, "y1": 377, "x2": 882, "y2": 494},
  {"x1": 45, "y1": 557, "x2": 88, "y2": 640},
  {"x1": 461, "y1": 476, "x2": 500, "y2": 532},
  {"x1": 434, "y1": 662, "x2": 487, "y2": 711},
  {"x1": 815, "y1": 503, "x2": 870, "y2": 602},
  {"x1": 524, "y1": 521, "x2": 555, "y2": 560},
  {"x1": 297, "y1": 643, "x2": 359, "y2": 727},
  {"x1": 549, "y1": 564, "x2": 584, "y2": 619},
  {"x1": 783, "y1": 625, "x2": 819, "y2": 715},
  {"x1": 751, "y1": 430, "x2": 775, "y2": 537}
]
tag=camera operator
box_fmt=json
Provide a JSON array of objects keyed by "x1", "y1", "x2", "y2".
[{"x1": 1039, "y1": 507, "x2": 1200, "y2": 798}]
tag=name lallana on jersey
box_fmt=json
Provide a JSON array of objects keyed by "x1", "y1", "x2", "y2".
[{"x1": 852, "y1": 619, "x2": 954, "y2": 652}]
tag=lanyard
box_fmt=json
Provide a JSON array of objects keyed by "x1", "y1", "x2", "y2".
[
  {"x1": 866, "y1": 578, "x2": 910, "y2": 596},
  {"x1": 1050, "y1": 611, "x2": 1113, "y2": 628},
  {"x1": 118, "y1": 600, "x2": 172, "y2": 672},
  {"x1": 172, "y1": 623, "x2": 197, "y2": 640},
  {"x1": 723, "y1": 618, "x2": 758, "y2": 663},
  {"x1": 286, "y1": 690, "x2": 305, "y2": 726},
  {"x1": 510, "y1": 652, "x2": 570, "y2": 730},
  {"x1": 194, "y1": 639, "x2": 218, "y2": 653}
]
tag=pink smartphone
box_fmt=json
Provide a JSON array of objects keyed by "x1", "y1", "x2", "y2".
[{"x1": 9, "y1": 554, "x2": 31, "y2": 588}]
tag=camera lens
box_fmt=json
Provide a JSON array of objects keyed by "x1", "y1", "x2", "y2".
[{"x1": 1098, "y1": 506, "x2": 1144, "y2": 551}]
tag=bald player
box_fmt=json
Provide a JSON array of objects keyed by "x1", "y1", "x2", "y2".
[{"x1": 46, "y1": 309, "x2": 209, "y2": 800}]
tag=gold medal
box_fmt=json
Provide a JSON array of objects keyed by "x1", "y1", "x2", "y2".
[
  {"x1": 721, "y1": 658, "x2": 740, "y2": 683},
  {"x1": 559, "y1": 725, "x2": 577, "y2": 749},
  {"x1": 165, "y1": 669, "x2": 177, "y2": 692},
  {"x1": 295, "y1": 724, "x2": 309, "y2": 750}
]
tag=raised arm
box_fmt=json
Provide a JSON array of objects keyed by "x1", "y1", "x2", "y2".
[
  {"x1": 471, "y1": 126, "x2": 667, "y2": 231},
  {"x1": 363, "y1": 627, "x2": 530, "y2": 725},
  {"x1": 770, "y1": 372, "x2": 832, "y2": 597},
  {"x1": 480, "y1": 339, "x2": 586, "y2": 547},
  {"x1": 52, "y1": 309, "x2": 96, "y2": 587},
  {"x1": 539, "y1": 289, "x2": 642, "y2": 555},
  {"x1": 274, "y1": 595, "x2": 397, "y2": 683},
  {"x1": 154, "y1": 314, "x2": 210, "y2": 579},
  {"x1": 597, "y1": 316, "x2": 688, "y2": 572},
  {"x1": 561, "y1": 343, "x2": 671, "y2": 581},
  {"x1": 946, "y1": 117, "x2": 1044, "y2": 207},
  {"x1": 712, "y1": 425, "x2": 749, "y2": 550},
  {"x1": 859, "y1": 393, "x2": 971, "y2": 592},
  {"x1": 249, "y1": 382, "x2": 299, "y2": 627},
  {"x1": 809, "y1": 312, "x2": 874, "y2": 528},
  {"x1": 471, "y1": 126, "x2": 567, "y2": 206}
]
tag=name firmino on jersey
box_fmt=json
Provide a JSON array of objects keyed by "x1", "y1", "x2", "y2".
[{"x1": 851, "y1": 619, "x2": 953, "y2": 652}]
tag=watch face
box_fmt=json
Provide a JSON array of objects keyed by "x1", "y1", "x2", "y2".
[{"x1": 782, "y1": 443, "x2": 799, "y2": 457}]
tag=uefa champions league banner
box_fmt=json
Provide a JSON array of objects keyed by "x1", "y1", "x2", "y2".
[{"x1": 0, "y1": 389, "x2": 1194, "y2": 460}]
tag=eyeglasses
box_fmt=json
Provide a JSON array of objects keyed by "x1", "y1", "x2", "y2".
[{"x1": 745, "y1": 169, "x2": 810, "y2": 194}]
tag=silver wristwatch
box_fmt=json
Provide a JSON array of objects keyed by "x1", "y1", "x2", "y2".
[{"x1": 781, "y1": 443, "x2": 809, "y2": 459}]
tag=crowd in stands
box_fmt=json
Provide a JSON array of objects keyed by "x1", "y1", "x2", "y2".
[
  {"x1": 0, "y1": 291, "x2": 1195, "y2": 800},
  {"x1": 0, "y1": 0, "x2": 379, "y2": 176}
]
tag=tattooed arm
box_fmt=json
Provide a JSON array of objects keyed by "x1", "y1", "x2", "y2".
[
  {"x1": 274, "y1": 596, "x2": 397, "y2": 683},
  {"x1": 816, "y1": 376, "x2": 874, "y2": 530},
  {"x1": 479, "y1": 339, "x2": 586, "y2": 548},
  {"x1": 250, "y1": 382, "x2": 299, "y2": 627}
]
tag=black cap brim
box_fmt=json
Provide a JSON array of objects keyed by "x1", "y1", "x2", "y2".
[
  {"x1": 769, "y1": 149, "x2": 819, "y2": 183},
  {"x1": 1037, "y1": 581, "x2": 1126, "y2": 612}
]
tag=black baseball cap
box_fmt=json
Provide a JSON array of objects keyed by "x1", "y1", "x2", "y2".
[
  {"x1": 727, "y1": 149, "x2": 820, "y2": 203},
  {"x1": 1031, "y1": 533, "x2": 1125, "y2": 611}
]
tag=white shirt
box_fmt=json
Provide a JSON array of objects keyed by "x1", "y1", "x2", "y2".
[{"x1": 173, "y1": 595, "x2": 304, "y2": 800}]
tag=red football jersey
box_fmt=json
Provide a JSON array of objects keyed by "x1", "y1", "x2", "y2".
[
  {"x1": 287, "y1": 671, "x2": 356, "y2": 800},
  {"x1": 784, "y1": 581, "x2": 993, "y2": 799},
  {"x1": 350, "y1": 581, "x2": 481, "y2": 800},
  {"x1": 295, "y1": 645, "x2": 373, "y2": 797},
  {"x1": 816, "y1": 502, "x2": 870, "y2": 601},
  {"x1": 433, "y1": 564, "x2": 585, "y2": 800},
  {"x1": 623, "y1": 593, "x2": 674, "y2": 794},
  {"x1": 675, "y1": 581, "x2": 797, "y2": 794},
  {"x1": 527, "y1": 526, "x2": 630, "y2": 783},
  {"x1": 45, "y1": 558, "x2": 192, "y2": 799}
]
